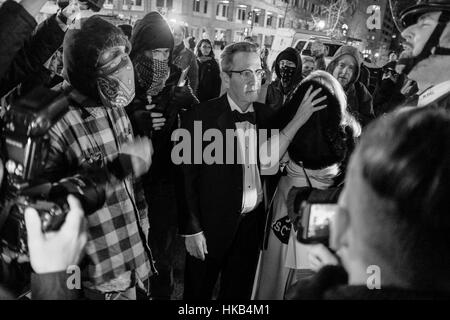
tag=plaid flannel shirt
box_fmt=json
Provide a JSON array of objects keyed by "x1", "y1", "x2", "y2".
[{"x1": 44, "y1": 95, "x2": 155, "y2": 293}]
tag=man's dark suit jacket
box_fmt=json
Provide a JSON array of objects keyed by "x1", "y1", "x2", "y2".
[{"x1": 179, "y1": 94, "x2": 276, "y2": 261}]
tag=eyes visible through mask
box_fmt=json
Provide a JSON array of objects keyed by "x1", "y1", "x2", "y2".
[
  {"x1": 96, "y1": 52, "x2": 135, "y2": 108},
  {"x1": 133, "y1": 54, "x2": 170, "y2": 97}
]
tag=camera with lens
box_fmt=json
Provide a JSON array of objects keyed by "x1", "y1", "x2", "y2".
[
  {"x1": 287, "y1": 186, "x2": 342, "y2": 247},
  {"x1": 0, "y1": 87, "x2": 105, "y2": 259}
]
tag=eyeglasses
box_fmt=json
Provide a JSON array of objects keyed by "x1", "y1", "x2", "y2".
[{"x1": 227, "y1": 69, "x2": 266, "y2": 81}]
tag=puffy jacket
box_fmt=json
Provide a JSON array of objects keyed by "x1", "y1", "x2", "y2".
[{"x1": 327, "y1": 46, "x2": 375, "y2": 127}]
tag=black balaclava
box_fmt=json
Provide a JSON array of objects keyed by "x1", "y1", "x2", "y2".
[{"x1": 275, "y1": 47, "x2": 303, "y2": 94}]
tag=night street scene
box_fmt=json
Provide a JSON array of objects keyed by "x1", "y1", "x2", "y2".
[{"x1": 0, "y1": 0, "x2": 449, "y2": 310}]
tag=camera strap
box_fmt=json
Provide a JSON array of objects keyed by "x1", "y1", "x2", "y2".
[{"x1": 299, "y1": 161, "x2": 313, "y2": 189}]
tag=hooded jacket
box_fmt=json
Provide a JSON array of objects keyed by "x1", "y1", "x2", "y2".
[
  {"x1": 327, "y1": 45, "x2": 375, "y2": 127},
  {"x1": 130, "y1": 12, "x2": 174, "y2": 61},
  {"x1": 266, "y1": 47, "x2": 303, "y2": 111}
]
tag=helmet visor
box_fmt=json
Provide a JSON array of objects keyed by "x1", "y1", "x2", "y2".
[{"x1": 389, "y1": 0, "x2": 419, "y2": 31}]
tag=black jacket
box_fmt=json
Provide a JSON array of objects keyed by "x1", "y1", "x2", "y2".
[
  {"x1": 179, "y1": 94, "x2": 276, "y2": 260},
  {"x1": 286, "y1": 265, "x2": 450, "y2": 300},
  {"x1": 196, "y1": 57, "x2": 221, "y2": 103},
  {"x1": 0, "y1": 4, "x2": 65, "y2": 98},
  {"x1": 0, "y1": 0, "x2": 36, "y2": 81}
]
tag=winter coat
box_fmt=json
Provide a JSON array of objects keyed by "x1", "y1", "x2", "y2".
[
  {"x1": 327, "y1": 46, "x2": 375, "y2": 127},
  {"x1": 266, "y1": 47, "x2": 303, "y2": 112},
  {"x1": 373, "y1": 77, "x2": 406, "y2": 117},
  {"x1": 196, "y1": 57, "x2": 221, "y2": 103},
  {"x1": 0, "y1": 2, "x2": 65, "y2": 98},
  {"x1": 173, "y1": 42, "x2": 199, "y2": 92}
]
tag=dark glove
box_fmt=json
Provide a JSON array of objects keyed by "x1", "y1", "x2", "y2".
[
  {"x1": 170, "y1": 84, "x2": 199, "y2": 109},
  {"x1": 129, "y1": 109, "x2": 152, "y2": 137}
]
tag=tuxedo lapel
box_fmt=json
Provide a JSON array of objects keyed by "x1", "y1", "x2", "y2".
[{"x1": 216, "y1": 95, "x2": 235, "y2": 132}]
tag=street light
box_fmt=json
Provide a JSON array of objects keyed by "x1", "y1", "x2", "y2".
[{"x1": 317, "y1": 20, "x2": 325, "y2": 30}]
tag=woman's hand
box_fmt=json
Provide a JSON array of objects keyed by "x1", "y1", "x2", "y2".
[{"x1": 292, "y1": 86, "x2": 327, "y2": 126}]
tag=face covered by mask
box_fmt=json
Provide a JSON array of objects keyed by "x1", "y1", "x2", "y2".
[
  {"x1": 97, "y1": 52, "x2": 135, "y2": 108},
  {"x1": 280, "y1": 65, "x2": 296, "y2": 88},
  {"x1": 133, "y1": 53, "x2": 170, "y2": 97}
]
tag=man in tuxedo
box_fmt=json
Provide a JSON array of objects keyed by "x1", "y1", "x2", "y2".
[{"x1": 179, "y1": 42, "x2": 274, "y2": 300}]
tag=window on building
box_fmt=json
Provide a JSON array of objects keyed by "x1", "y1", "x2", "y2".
[
  {"x1": 278, "y1": 16, "x2": 284, "y2": 28},
  {"x1": 266, "y1": 14, "x2": 273, "y2": 27},
  {"x1": 216, "y1": 2, "x2": 229, "y2": 19},
  {"x1": 156, "y1": 0, "x2": 172, "y2": 9},
  {"x1": 123, "y1": 0, "x2": 144, "y2": 11},
  {"x1": 204, "y1": 0, "x2": 208, "y2": 14},
  {"x1": 237, "y1": 7, "x2": 247, "y2": 22},
  {"x1": 193, "y1": 0, "x2": 201, "y2": 12},
  {"x1": 303, "y1": 0, "x2": 308, "y2": 10},
  {"x1": 104, "y1": 0, "x2": 114, "y2": 9},
  {"x1": 254, "y1": 11, "x2": 260, "y2": 25},
  {"x1": 311, "y1": 4, "x2": 315, "y2": 13}
]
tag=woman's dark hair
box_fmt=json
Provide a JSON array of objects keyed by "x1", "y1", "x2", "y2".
[
  {"x1": 277, "y1": 70, "x2": 361, "y2": 170},
  {"x1": 356, "y1": 107, "x2": 450, "y2": 290},
  {"x1": 196, "y1": 39, "x2": 215, "y2": 58}
]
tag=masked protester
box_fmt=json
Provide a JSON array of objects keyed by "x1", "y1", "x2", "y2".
[
  {"x1": 126, "y1": 11, "x2": 198, "y2": 300},
  {"x1": 327, "y1": 46, "x2": 375, "y2": 127},
  {"x1": 42, "y1": 16, "x2": 155, "y2": 300},
  {"x1": 390, "y1": 0, "x2": 450, "y2": 109},
  {"x1": 266, "y1": 47, "x2": 303, "y2": 111},
  {"x1": 373, "y1": 61, "x2": 407, "y2": 116}
]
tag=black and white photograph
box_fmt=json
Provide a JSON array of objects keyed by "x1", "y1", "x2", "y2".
[{"x1": 0, "y1": 0, "x2": 449, "y2": 312}]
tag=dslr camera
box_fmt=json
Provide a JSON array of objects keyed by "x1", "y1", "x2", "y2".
[
  {"x1": 287, "y1": 187, "x2": 342, "y2": 247},
  {"x1": 0, "y1": 87, "x2": 105, "y2": 259}
]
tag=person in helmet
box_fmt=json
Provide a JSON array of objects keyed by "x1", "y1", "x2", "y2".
[{"x1": 390, "y1": 0, "x2": 450, "y2": 108}]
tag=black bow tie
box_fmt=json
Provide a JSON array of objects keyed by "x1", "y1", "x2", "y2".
[{"x1": 232, "y1": 110, "x2": 256, "y2": 124}]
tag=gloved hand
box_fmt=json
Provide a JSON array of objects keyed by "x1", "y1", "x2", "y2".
[
  {"x1": 130, "y1": 109, "x2": 153, "y2": 136},
  {"x1": 170, "y1": 84, "x2": 199, "y2": 109}
]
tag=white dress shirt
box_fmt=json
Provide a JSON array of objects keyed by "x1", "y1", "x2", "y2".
[{"x1": 227, "y1": 95, "x2": 263, "y2": 214}]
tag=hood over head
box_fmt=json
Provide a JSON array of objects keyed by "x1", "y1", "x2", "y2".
[
  {"x1": 326, "y1": 45, "x2": 362, "y2": 87},
  {"x1": 274, "y1": 47, "x2": 303, "y2": 80},
  {"x1": 63, "y1": 15, "x2": 130, "y2": 101},
  {"x1": 130, "y1": 12, "x2": 174, "y2": 60}
]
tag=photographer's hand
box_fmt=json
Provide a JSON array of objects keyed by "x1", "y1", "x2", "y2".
[
  {"x1": 24, "y1": 195, "x2": 88, "y2": 274},
  {"x1": 306, "y1": 244, "x2": 339, "y2": 272}
]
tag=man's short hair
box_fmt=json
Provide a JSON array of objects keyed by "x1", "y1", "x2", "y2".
[
  {"x1": 220, "y1": 42, "x2": 258, "y2": 72},
  {"x1": 356, "y1": 107, "x2": 450, "y2": 290}
]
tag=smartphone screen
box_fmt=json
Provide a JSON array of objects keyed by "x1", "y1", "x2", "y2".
[
  {"x1": 177, "y1": 66, "x2": 190, "y2": 87},
  {"x1": 307, "y1": 204, "x2": 338, "y2": 239}
]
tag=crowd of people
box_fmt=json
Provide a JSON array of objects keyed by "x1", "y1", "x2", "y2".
[{"x1": 0, "y1": 0, "x2": 449, "y2": 301}]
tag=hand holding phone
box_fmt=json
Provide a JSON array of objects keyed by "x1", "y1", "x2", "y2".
[{"x1": 177, "y1": 66, "x2": 190, "y2": 87}]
